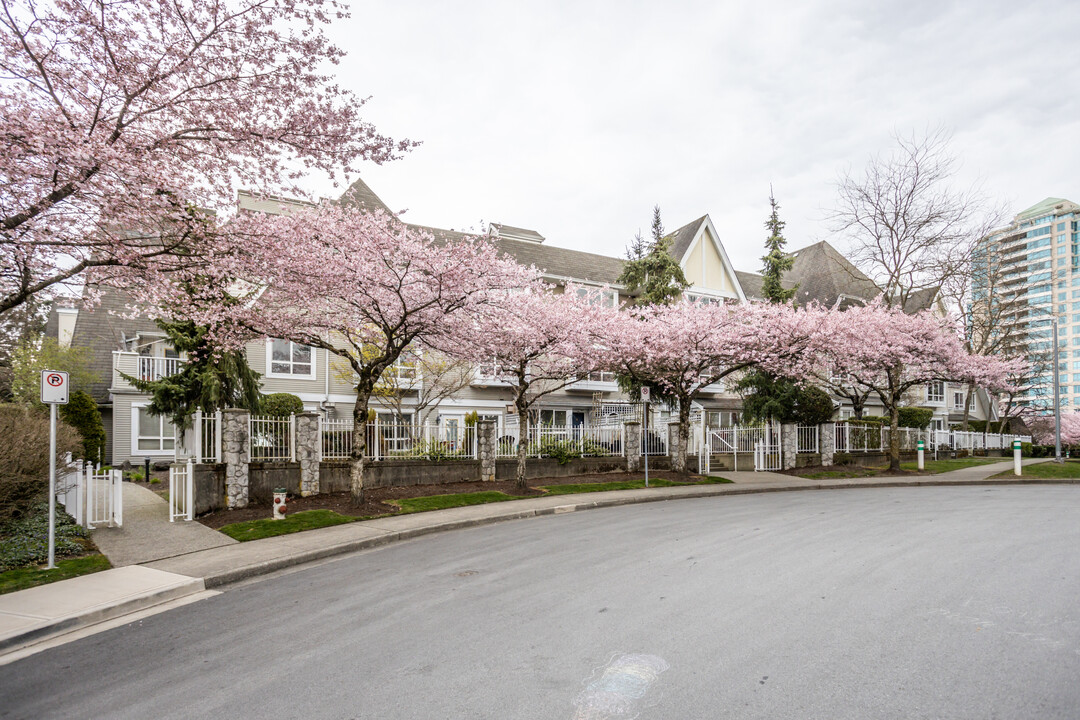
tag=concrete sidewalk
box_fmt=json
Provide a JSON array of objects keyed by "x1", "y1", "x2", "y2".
[
  {"x1": 91, "y1": 482, "x2": 237, "y2": 566},
  {"x1": 0, "y1": 457, "x2": 1068, "y2": 660}
]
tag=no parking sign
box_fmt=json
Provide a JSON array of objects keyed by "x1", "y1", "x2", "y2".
[{"x1": 40, "y1": 370, "x2": 69, "y2": 404}]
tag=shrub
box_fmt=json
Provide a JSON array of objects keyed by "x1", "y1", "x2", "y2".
[
  {"x1": 832, "y1": 452, "x2": 853, "y2": 465},
  {"x1": 59, "y1": 390, "x2": 106, "y2": 465},
  {"x1": 1020, "y1": 442, "x2": 1033, "y2": 457},
  {"x1": 262, "y1": 393, "x2": 303, "y2": 417},
  {"x1": 794, "y1": 386, "x2": 835, "y2": 425},
  {"x1": 0, "y1": 502, "x2": 89, "y2": 571},
  {"x1": 854, "y1": 416, "x2": 886, "y2": 425},
  {"x1": 464, "y1": 411, "x2": 479, "y2": 427},
  {"x1": 0, "y1": 404, "x2": 80, "y2": 522},
  {"x1": 898, "y1": 407, "x2": 934, "y2": 430}
]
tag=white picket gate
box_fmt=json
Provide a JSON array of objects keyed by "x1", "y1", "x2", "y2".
[
  {"x1": 58, "y1": 462, "x2": 122, "y2": 528},
  {"x1": 169, "y1": 459, "x2": 195, "y2": 522},
  {"x1": 704, "y1": 425, "x2": 782, "y2": 472}
]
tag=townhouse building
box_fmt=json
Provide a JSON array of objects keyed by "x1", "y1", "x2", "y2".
[{"x1": 47, "y1": 179, "x2": 997, "y2": 464}]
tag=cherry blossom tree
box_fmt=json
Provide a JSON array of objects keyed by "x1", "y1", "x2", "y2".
[
  {"x1": 602, "y1": 299, "x2": 832, "y2": 473},
  {"x1": 0, "y1": 0, "x2": 412, "y2": 316},
  {"x1": 1033, "y1": 412, "x2": 1080, "y2": 447},
  {"x1": 171, "y1": 204, "x2": 534, "y2": 504},
  {"x1": 448, "y1": 287, "x2": 610, "y2": 488},
  {"x1": 822, "y1": 300, "x2": 1018, "y2": 471}
]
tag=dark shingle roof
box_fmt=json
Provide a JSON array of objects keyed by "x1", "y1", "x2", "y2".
[
  {"x1": 667, "y1": 216, "x2": 708, "y2": 261},
  {"x1": 53, "y1": 288, "x2": 160, "y2": 403},
  {"x1": 735, "y1": 271, "x2": 764, "y2": 301},
  {"x1": 338, "y1": 177, "x2": 395, "y2": 216},
  {"x1": 346, "y1": 184, "x2": 627, "y2": 286},
  {"x1": 901, "y1": 286, "x2": 940, "y2": 314},
  {"x1": 785, "y1": 241, "x2": 881, "y2": 308}
]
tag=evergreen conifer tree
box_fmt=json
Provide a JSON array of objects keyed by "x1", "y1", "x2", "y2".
[
  {"x1": 617, "y1": 205, "x2": 689, "y2": 306},
  {"x1": 760, "y1": 191, "x2": 797, "y2": 303}
]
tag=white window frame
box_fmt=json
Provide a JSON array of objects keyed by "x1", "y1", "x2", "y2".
[
  {"x1": 131, "y1": 403, "x2": 175, "y2": 456},
  {"x1": 927, "y1": 381, "x2": 945, "y2": 403},
  {"x1": 266, "y1": 339, "x2": 317, "y2": 380},
  {"x1": 576, "y1": 286, "x2": 617, "y2": 308}
]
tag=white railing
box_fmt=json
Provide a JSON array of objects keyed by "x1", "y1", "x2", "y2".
[
  {"x1": 250, "y1": 414, "x2": 295, "y2": 462},
  {"x1": 137, "y1": 356, "x2": 182, "y2": 382},
  {"x1": 58, "y1": 461, "x2": 122, "y2": 529},
  {"x1": 493, "y1": 424, "x2": 625, "y2": 458},
  {"x1": 83, "y1": 464, "x2": 123, "y2": 529},
  {"x1": 642, "y1": 421, "x2": 668, "y2": 455},
  {"x1": 320, "y1": 419, "x2": 478, "y2": 461},
  {"x1": 169, "y1": 459, "x2": 195, "y2": 522},
  {"x1": 834, "y1": 422, "x2": 885, "y2": 453},
  {"x1": 796, "y1": 425, "x2": 819, "y2": 453},
  {"x1": 176, "y1": 410, "x2": 222, "y2": 463}
]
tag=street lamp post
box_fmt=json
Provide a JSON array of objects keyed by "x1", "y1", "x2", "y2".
[{"x1": 1053, "y1": 318, "x2": 1063, "y2": 463}]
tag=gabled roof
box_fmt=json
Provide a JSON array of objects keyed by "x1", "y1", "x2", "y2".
[
  {"x1": 343, "y1": 183, "x2": 627, "y2": 286},
  {"x1": 338, "y1": 177, "x2": 396, "y2": 216},
  {"x1": 901, "y1": 286, "x2": 941, "y2": 314},
  {"x1": 45, "y1": 288, "x2": 161, "y2": 402},
  {"x1": 735, "y1": 271, "x2": 764, "y2": 301},
  {"x1": 786, "y1": 241, "x2": 880, "y2": 308},
  {"x1": 668, "y1": 216, "x2": 708, "y2": 260}
]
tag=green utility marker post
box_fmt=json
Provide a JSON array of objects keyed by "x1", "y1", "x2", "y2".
[{"x1": 1013, "y1": 439, "x2": 1022, "y2": 476}]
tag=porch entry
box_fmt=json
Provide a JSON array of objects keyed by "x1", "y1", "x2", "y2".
[{"x1": 702, "y1": 424, "x2": 782, "y2": 473}]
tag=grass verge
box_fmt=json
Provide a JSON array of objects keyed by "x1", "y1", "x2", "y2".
[
  {"x1": 899, "y1": 458, "x2": 1004, "y2": 474},
  {"x1": 540, "y1": 477, "x2": 732, "y2": 495},
  {"x1": 0, "y1": 554, "x2": 112, "y2": 595},
  {"x1": 796, "y1": 467, "x2": 883, "y2": 480},
  {"x1": 991, "y1": 460, "x2": 1080, "y2": 479},
  {"x1": 391, "y1": 491, "x2": 518, "y2": 513},
  {"x1": 219, "y1": 509, "x2": 357, "y2": 541}
]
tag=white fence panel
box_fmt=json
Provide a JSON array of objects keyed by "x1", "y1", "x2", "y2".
[
  {"x1": 796, "y1": 425, "x2": 818, "y2": 453},
  {"x1": 250, "y1": 414, "x2": 294, "y2": 461},
  {"x1": 85, "y1": 466, "x2": 123, "y2": 529},
  {"x1": 169, "y1": 459, "x2": 195, "y2": 522}
]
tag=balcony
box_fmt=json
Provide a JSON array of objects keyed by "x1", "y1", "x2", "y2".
[{"x1": 112, "y1": 352, "x2": 184, "y2": 392}]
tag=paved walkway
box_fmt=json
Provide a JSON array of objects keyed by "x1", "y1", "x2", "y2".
[
  {"x1": 1, "y1": 457, "x2": 1069, "y2": 659},
  {"x1": 90, "y1": 483, "x2": 236, "y2": 567}
]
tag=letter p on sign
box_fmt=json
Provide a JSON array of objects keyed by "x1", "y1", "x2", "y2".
[{"x1": 41, "y1": 370, "x2": 69, "y2": 404}]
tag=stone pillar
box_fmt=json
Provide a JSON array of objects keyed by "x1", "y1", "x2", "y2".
[
  {"x1": 624, "y1": 421, "x2": 642, "y2": 472},
  {"x1": 819, "y1": 422, "x2": 835, "y2": 467},
  {"x1": 222, "y1": 408, "x2": 250, "y2": 509},
  {"x1": 667, "y1": 422, "x2": 685, "y2": 471},
  {"x1": 477, "y1": 419, "x2": 496, "y2": 482},
  {"x1": 781, "y1": 423, "x2": 797, "y2": 470},
  {"x1": 296, "y1": 411, "x2": 320, "y2": 497}
]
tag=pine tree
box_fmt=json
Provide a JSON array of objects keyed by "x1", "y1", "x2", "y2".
[
  {"x1": 617, "y1": 205, "x2": 689, "y2": 306},
  {"x1": 760, "y1": 191, "x2": 797, "y2": 304},
  {"x1": 122, "y1": 318, "x2": 263, "y2": 430}
]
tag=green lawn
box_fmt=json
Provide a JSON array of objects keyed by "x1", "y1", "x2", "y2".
[
  {"x1": 992, "y1": 460, "x2": 1080, "y2": 479},
  {"x1": 899, "y1": 458, "x2": 1004, "y2": 474},
  {"x1": 540, "y1": 477, "x2": 732, "y2": 495},
  {"x1": 219, "y1": 509, "x2": 357, "y2": 541},
  {"x1": 391, "y1": 491, "x2": 518, "y2": 513},
  {"x1": 797, "y1": 467, "x2": 883, "y2": 480},
  {"x1": 0, "y1": 554, "x2": 111, "y2": 595}
]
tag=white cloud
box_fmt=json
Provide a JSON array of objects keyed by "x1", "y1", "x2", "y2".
[{"x1": 310, "y1": 0, "x2": 1080, "y2": 275}]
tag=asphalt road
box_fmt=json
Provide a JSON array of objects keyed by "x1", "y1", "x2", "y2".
[{"x1": 4, "y1": 486, "x2": 1080, "y2": 720}]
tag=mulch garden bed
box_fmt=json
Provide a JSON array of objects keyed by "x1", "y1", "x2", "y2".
[{"x1": 196, "y1": 470, "x2": 704, "y2": 529}]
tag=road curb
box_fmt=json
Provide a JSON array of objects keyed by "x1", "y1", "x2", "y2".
[
  {"x1": 0, "y1": 572, "x2": 204, "y2": 654},
  {"x1": 197, "y1": 477, "x2": 1080, "y2": 588}
]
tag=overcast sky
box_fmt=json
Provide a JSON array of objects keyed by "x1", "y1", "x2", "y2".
[{"x1": 308, "y1": 0, "x2": 1080, "y2": 275}]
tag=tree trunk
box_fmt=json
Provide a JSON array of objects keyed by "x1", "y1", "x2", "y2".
[
  {"x1": 960, "y1": 381, "x2": 974, "y2": 431},
  {"x1": 852, "y1": 396, "x2": 865, "y2": 419},
  {"x1": 672, "y1": 395, "x2": 691, "y2": 473},
  {"x1": 516, "y1": 403, "x2": 529, "y2": 489},
  {"x1": 888, "y1": 368, "x2": 901, "y2": 472},
  {"x1": 350, "y1": 389, "x2": 372, "y2": 506}
]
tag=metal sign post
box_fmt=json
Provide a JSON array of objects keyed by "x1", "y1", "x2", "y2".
[
  {"x1": 640, "y1": 387, "x2": 650, "y2": 487},
  {"x1": 40, "y1": 370, "x2": 69, "y2": 570}
]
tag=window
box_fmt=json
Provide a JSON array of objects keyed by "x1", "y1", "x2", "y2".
[
  {"x1": 133, "y1": 406, "x2": 174, "y2": 454},
  {"x1": 1059, "y1": 258, "x2": 1067, "y2": 267},
  {"x1": 267, "y1": 340, "x2": 315, "y2": 378},
  {"x1": 386, "y1": 353, "x2": 418, "y2": 381},
  {"x1": 477, "y1": 358, "x2": 501, "y2": 379},
  {"x1": 1061, "y1": 292, "x2": 1069, "y2": 301},
  {"x1": 587, "y1": 370, "x2": 617, "y2": 382},
  {"x1": 539, "y1": 409, "x2": 568, "y2": 427},
  {"x1": 952, "y1": 391, "x2": 965, "y2": 410},
  {"x1": 576, "y1": 287, "x2": 617, "y2": 308},
  {"x1": 1058, "y1": 223, "x2": 1067, "y2": 232},
  {"x1": 927, "y1": 382, "x2": 944, "y2": 403}
]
